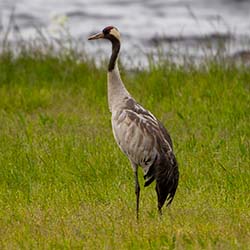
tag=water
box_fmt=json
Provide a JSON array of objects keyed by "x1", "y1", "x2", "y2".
[{"x1": 1, "y1": 0, "x2": 250, "y2": 65}]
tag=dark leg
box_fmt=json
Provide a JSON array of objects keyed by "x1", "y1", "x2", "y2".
[
  {"x1": 134, "y1": 169, "x2": 140, "y2": 220},
  {"x1": 130, "y1": 164, "x2": 139, "y2": 220},
  {"x1": 156, "y1": 185, "x2": 163, "y2": 216},
  {"x1": 158, "y1": 206, "x2": 162, "y2": 216},
  {"x1": 130, "y1": 162, "x2": 140, "y2": 220}
]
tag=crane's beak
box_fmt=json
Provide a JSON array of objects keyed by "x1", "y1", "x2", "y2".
[{"x1": 88, "y1": 32, "x2": 104, "y2": 40}]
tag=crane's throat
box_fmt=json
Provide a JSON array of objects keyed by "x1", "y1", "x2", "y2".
[{"x1": 108, "y1": 39, "x2": 120, "y2": 72}]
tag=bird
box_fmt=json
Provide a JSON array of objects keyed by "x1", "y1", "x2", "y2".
[{"x1": 88, "y1": 26, "x2": 179, "y2": 218}]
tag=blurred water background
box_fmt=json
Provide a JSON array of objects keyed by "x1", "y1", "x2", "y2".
[{"x1": 1, "y1": 0, "x2": 250, "y2": 66}]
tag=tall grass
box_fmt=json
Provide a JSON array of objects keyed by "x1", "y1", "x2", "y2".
[{"x1": 0, "y1": 42, "x2": 249, "y2": 249}]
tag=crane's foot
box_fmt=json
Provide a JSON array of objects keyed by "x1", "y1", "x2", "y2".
[{"x1": 158, "y1": 208, "x2": 162, "y2": 216}]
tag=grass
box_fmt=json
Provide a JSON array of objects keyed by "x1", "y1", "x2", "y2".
[{"x1": 0, "y1": 46, "x2": 249, "y2": 249}]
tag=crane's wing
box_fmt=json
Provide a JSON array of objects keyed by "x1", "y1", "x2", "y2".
[
  {"x1": 126, "y1": 97, "x2": 173, "y2": 146},
  {"x1": 112, "y1": 97, "x2": 173, "y2": 176}
]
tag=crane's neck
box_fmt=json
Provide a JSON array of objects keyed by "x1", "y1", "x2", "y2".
[
  {"x1": 107, "y1": 39, "x2": 130, "y2": 112},
  {"x1": 108, "y1": 37, "x2": 120, "y2": 72}
]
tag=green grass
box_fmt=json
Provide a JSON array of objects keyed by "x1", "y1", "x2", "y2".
[{"x1": 0, "y1": 49, "x2": 249, "y2": 249}]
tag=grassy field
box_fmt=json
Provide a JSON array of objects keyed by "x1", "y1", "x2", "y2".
[{"x1": 0, "y1": 48, "x2": 249, "y2": 249}]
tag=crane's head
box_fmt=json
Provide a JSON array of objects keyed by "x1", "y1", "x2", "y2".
[{"x1": 88, "y1": 26, "x2": 120, "y2": 42}]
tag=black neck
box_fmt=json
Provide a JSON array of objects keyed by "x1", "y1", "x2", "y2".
[{"x1": 108, "y1": 37, "x2": 120, "y2": 72}]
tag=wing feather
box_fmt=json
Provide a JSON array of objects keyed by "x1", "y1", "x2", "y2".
[{"x1": 112, "y1": 97, "x2": 173, "y2": 176}]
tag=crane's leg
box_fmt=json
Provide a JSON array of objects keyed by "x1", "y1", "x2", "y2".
[
  {"x1": 134, "y1": 169, "x2": 140, "y2": 220},
  {"x1": 131, "y1": 162, "x2": 140, "y2": 220},
  {"x1": 156, "y1": 185, "x2": 163, "y2": 216}
]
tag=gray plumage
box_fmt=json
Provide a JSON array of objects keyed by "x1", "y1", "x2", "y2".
[{"x1": 88, "y1": 26, "x2": 179, "y2": 218}]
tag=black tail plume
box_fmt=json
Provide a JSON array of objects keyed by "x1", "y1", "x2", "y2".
[{"x1": 155, "y1": 152, "x2": 179, "y2": 211}]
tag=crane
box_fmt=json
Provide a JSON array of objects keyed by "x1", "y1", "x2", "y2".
[{"x1": 88, "y1": 26, "x2": 179, "y2": 218}]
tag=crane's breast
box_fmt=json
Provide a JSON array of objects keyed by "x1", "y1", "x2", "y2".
[{"x1": 111, "y1": 109, "x2": 160, "y2": 168}]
